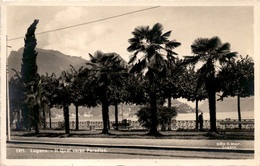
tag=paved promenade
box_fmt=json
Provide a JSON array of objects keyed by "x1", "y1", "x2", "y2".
[{"x1": 9, "y1": 136, "x2": 254, "y2": 153}]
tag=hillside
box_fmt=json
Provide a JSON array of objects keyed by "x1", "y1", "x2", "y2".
[
  {"x1": 8, "y1": 47, "x2": 88, "y2": 78},
  {"x1": 199, "y1": 96, "x2": 254, "y2": 113}
]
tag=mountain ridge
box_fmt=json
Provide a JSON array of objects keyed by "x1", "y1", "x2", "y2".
[{"x1": 8, "y1": 47, "x2": 88, "y2": 78}]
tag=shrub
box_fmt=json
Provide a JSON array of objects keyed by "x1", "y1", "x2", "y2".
[{"x1": 136, "y1": 105, "x2": 177, "y2": 130}]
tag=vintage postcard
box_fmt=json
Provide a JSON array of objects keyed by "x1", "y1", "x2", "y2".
[{"x1": 0, "y1": 1, "x2": 259, "y2": 166}]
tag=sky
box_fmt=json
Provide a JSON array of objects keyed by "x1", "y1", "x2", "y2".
[
  {"x1": 7, "y1": 6, "x2": 254, "y2": 61},
  {"x1": 6, "y1": 6, "x2": 254, "y2": 107}
]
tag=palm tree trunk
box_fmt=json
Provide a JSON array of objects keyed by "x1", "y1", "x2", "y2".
[
  {"x1": 101, "y1": 98, "x2": 109, "y2": 134},
  {"x1": 237, "y1": 95, "x2": 242, "y2": 129},
  {"x1": 167, "y1": 118, "x2": 172, "y2": 131},
  {"x1": 34, "y1": 106, "x2": 39, "y2": 134},
  {"x1": 63, "y1": 104, "x2": 70, "y2": 134},
  {"x1": 42, "y1": 104, "x2": 46, "y2": 129},
  {"x1": 208, "y1": 91, "x2": 217, "y2": 132},
  {"x1": 205, "y1": 67, "x2": 217, "y2": 132},
  {"x1": 195, "y1": 99, "x2": 199, "y2": 130},
  {"x1": 168, "y1": 97, "x2": 171, "y2": 107},
  {"x1": 107, "y1": 110, "x2": 110, "y2": 130},
  {"x1": 114, "y1": 103, "x2": 119, "y2": 130},
  {"x1": 75, "y1": 105, "x2": 79, "y2": 130},
  {"x1": 167, "y1": 97, "x2": 172, "y2": 131},
  {"x1": 149, "y1": 92, "x2": 159, "y2": 135},
  {"x1": 49, "y1": 108, "x2": 52, "y2": 129}
]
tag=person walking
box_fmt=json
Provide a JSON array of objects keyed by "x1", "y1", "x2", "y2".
[{"x1": 198, "y1": 112, "x2": 204, "y2": 130}]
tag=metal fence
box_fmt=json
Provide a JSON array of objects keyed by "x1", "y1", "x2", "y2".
[{"x1": 11, "y1": 119, "x2": 254, "y2": 130}]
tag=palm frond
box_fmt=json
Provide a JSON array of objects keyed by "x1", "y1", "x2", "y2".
[
  {"x1": 94, "y1": 50, "x2": 105, "y2": 60},
  {"x1": 191, "y1": 38, "x2": 209, "y2": 54},
  {"x1": 151, "y1": 23, "x2": 163, "y2": 33},
  {"x1": 132, "y1": 25, "x2": 149, "y2": 38},
  {"x1": 160, "y1": 31, "x2": 171, "y2": 43},
  {"x1": 130, "y1": 58, "x2": 147, "y2": 74},
  {"x1": 166, "y1": 40, "x2": 181, "y2": 49},
  {"x1": 166, "y1": 53, "x2": 176, "y2": 61},
  {"x1": 88, "y1": 53, "x2": 97, "y2": 63},
  {"x1": 165, "y1": 48, "x2": 178, "y2": 55},
  {"x1": 150, "y1": 52, "x2": 166, "y2": 72},
  {"x1": 218, "y1": 52, "x2": 237, "y2": 65},
  {"x1": 225, "y1": 52, "x2": 238, "y2": 59},
  {"x1": 128, "y1": 37, "x2": 140, "y2": 44},
  {"x1": 208, "y1": 36, "x2": 221, "y2": 50},
  {"x1": 217, "y1": 43, "x2": 230, "y2": 53},
  {"x1": 127, "y1": 43, "x2": 141, "y2": 52},
  {"x1": 149, "y1": 23, "x2": 163, "y2": 42},
  {"x1": 161, "y1": 30, "x2": 171, "y2": 38},
  {"x1": 128, "y1": 52, "x2": 139, "y2": 64},
  {"x1": 183, "y1": 55, "x2": 201, "y2": 66}
]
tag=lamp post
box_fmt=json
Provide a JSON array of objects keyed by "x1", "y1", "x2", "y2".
[{"x1": 6, "y1": 36, "x2": 11, "y2": 141}]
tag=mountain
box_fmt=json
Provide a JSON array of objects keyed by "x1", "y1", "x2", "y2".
[
  {"x1": 172, "y1": 99, "x2": 197, "y2": 113},
  {"x1": 198, "y1": 96, "x2": 254, "y2": 113},
  {"x1": 8, "y1": 47, "x2": 88, "y2": 78}
]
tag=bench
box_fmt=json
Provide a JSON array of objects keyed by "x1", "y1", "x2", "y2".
[
  {"x1": 219, "y1": 120, "x2": 254, "y2": 128},
  {"x1": 219, "y1": 120, "x2": 254, "y2": 137},
  {"x1": 112, "y1": 119, "x2": 133, "y2": 130}
]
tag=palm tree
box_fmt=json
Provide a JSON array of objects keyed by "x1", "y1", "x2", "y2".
[
  {"x1": 127, "y1": 23, "x2": 181, "y2": 135},
  {"x1": 87, "y1": 51, "x2": 128, "y2": 134},
  {"x1": 184, "y1": 36, "x2": 237, "y2": 132}
]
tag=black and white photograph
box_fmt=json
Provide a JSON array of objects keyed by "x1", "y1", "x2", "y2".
[{"x1": 1, "y1": 1, "x2": 259, "y2": 166}]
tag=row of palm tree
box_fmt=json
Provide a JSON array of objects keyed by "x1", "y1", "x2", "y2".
[{"x1": 9, "y1": 22, "x2": 254, "y2": 135}]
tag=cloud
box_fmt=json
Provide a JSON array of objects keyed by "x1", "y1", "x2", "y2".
[{"x1": 42, "y1": 7, "x2": 113, "y2": 59}]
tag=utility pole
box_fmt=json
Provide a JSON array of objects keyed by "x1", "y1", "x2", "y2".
[{"x1": 6, "y1": 36, "x2": 11, "y2": 141}]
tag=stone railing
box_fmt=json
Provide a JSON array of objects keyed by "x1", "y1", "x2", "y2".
[{"x1": 11, "y1": 119, "x2": 254, "y2": 130}]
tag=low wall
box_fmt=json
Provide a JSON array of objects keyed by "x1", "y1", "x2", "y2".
[{"x1": 11, "y1": 119, "x2": 254, "y2": 130}]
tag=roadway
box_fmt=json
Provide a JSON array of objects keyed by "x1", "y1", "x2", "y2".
[{"x1": 6, "y1": 136, "x2": 254, "y2": 159}]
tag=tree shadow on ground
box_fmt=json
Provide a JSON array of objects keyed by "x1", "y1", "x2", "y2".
[{"x1": 12, "y1": 129, "x2": 254, "y2": 140}]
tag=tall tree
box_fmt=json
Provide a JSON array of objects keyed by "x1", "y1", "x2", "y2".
[
  {"x1": 20, "y1": 19, "x2": 39, "y2": 130},
  {"x1": 181, "y1": 66, "x2": 207, "y2": 130},
  {"x1": 41, "y1": 73, "x2": 58, "y2": 129},
  {"x1": 162, "y1": 57, "x2": 185, "y2": 107},
  {"x1": 24, "y1": 75, "x2": 43, "y2": 134},
  {"x1": 37, "y1": 73, "x2": 57, "y2": 129},
  {"x1": 53, "y1": 71, "x2": 73, "y2": 134},
  {"x1": 127, "y1": 23, "x2": 181, "y2": 135},
  {"x1": 184, "y1": 36, "x2": 237, "y2": 132},
  {"x1": 218, "y1": 55, "x2": 254, "y2": 128},
  {"x1": 68, "y1": 65, "x2": 85, "y2": 131},
  {"x1": 109, "y1": 61, "x2": 128, "y2": 130},
  {"x1": 87, "y1": 51, "x2": 128, "y2": 134}
]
